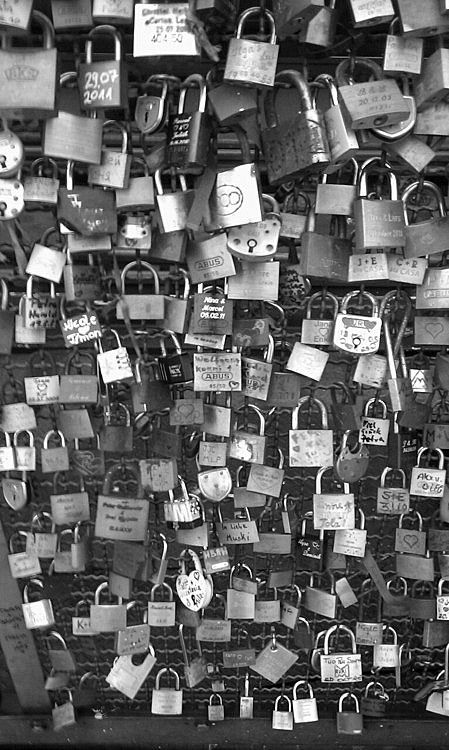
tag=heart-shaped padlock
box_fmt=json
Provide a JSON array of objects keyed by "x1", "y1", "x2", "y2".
[
  {"x1": 335, "y1": 431, "x2": 370, "y2": 483},
  {"x1": 176, "y1": 548, "x2": 213, "y2": 612}
]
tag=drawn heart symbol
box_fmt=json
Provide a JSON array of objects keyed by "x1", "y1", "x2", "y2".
[
  {"x1": 177, "y1": 402, "x2": 195, "y2": 419},
  {"x1": 319, "y1": 327, "x2": 329, "y2": 338},
  {"x1": 176, "y1": 569, "x2": 209, "y2": 612},
  {"x1": 403, "y1": 534, "x2": 419, "y2": 549},
  {"x1": 424, "y1": 321, "x2": 444, "y2": 340}
]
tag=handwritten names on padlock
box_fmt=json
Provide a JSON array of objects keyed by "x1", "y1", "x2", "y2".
[
  {"x1": 377, "y1": 487, "x2": 410, "y2": 515},
  {"x1": 23, "y1": 296, "x2": 58, "y2": 329},
  {"x1": 216, "y1": 520, "x2": 259, "y2": 545},
  {"x1": 193, "y1": 294, "x2": 233, "y2": 336},
  {"x1": 133, "y1": 2, "x2": 199, "y2": 58},
  {"x1": 193, "y1": 353, "x2": 241, "y2": 392},
  {"x1": 313, "y1": 493, "x2": 355, "y2": 530},
  {"x1": 95, "y1": 495, "x2": 150, "y2": 541},
  {"x1": 320, "y1": 653, "x2": 362, "y2": 683},
  {"x1": 60, "y1": 312, "x2": 101, "y2": 347}
]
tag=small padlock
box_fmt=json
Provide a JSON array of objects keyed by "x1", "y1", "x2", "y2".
[
  {"x1": 90, "y1": 581, "x2": 127, "y2": 633},
  {"x1": 22, "y1": 578, "x2": 55, "y2": 630},
  {"x1": 410, "y1": 447, "x2": 446, "y2": 498},
  {"x1": 97, "y1": 328, "x2": 134, "y2": 384},
  {"x1": 337, "y1": 692, "x2": 363, "y2": 735},
  {"x1": 292, "y1": 680, "x2": 319, "y2": 723},
  {"x1": 151, "y1": 667, "x2": 183, "y2": 716},
  {"x1": 272, "y1": 695, "x2": 293, "y2": 731}
]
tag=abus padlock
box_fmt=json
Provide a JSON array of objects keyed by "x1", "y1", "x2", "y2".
[
  {"x1": 207, "y1": 124, "x2": 263, "y2": 231},
  {"x1": 353, "y1": 157, "x2": 405, "y2": 250},
  {"x1": 167, "y1": 74, "x2": 211, "y2": 174},
  {"x1": 78, "y1": 25, "x2": 127, "y2": 110},
  {"x1": 22, "y1": 578, "x2": 55, "y2": 630},
  {"x1": 0, "y1": 10, "x2": 57, "y2": 119},
  {"x1": 402, "y1": 180, "x2": 449, "y2": 259},
  {"x1": 289, "y1": 396, "x2": 334, "y2": 468},
  {"x1": 337, "y1": 692, "x2": 363, "y2": 735},
  {"x1": 262, "y1": 69, "x2": 330, "y2": 186},
  {"x1": 410, "y1": 447, "x2": 446, "y2": 498},
  {"x1": 335, "y1": 56, "x2": 410, "y2": 129},
  {"x1": 292, "y1": 681, "x2": 319, "y2": 723},
  {"x1": 224, "y1": 7, "x2": 279, "y2": 89},
  {"x1": 116, "y1": 261, "x2": 165, "y2": 321},
  {"x1": 90, "y1": 581, "x2": 127, "y2": 632},
  {"x1": 87, "y1": 119, "x2": 131, "y2": 190},
  {"x1": 227, "y1": 194, "x2": 281, "y2": 262},
  {"x1": 151, "y1": 667, "x2": 183, "y2": 716},
  {"x1": 0, "y1": 120, "x2": 24, "y2": 178},
  {"x1": 333, "y1": 290, "x2": 382, "y2": 355}
]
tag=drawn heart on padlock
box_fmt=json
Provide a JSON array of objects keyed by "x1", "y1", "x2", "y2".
[
  {"x1": 424, "y1": 321, "x2": 445, "y2": 340},
  {"x1": 319, "y1": 327, "x2": 330, "y2": 338},
  {"x1": 176, "y1": 569, "x2": 209, "y2": 612},
  {"x1": 403, "y1": 534, "x2": 419, "y2": 549},
  {"x1": 72, "y1": 450, "x2": 104, "y2": 478}
]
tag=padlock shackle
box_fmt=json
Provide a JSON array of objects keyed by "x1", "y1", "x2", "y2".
[
  {"x1": 30, "y1": 156, "x2": 59, "y2": 180},
  {"x1": 335, "y1": 56, "x2": 383, "y2": 87},
  {"x1": 234, "y1": 403, "x2": 266, "y2": 436},
  {"x1": 313, "y1": 73, "x2": 339, "y2": 107},
  {"x1": 340, "y1": 289, "x2": 378, "y2": 316},
  {"x1": 338, "y1": 691, "x2": 360, "y2": 713},
  {"x1": 178, "y1": 74, "x2": 207, "y2": 114},
  {"x1": 386, "y1": 576, "x2": 408, "y2": 596},
  {"x1": 276, "y1": 69, "x2": 314, "y2": 112},
  {"x1": 323, "y1": 623, "x2": 357, "y2": 655},
  {"x1": 416, "y1": 446, "x2": 445, "y2": 469},
  {"x1": 120, "y1": 260, "x2": 160, "y2": 294},
  {"x1": 357, "y1": 156, "x2": 398, "y2": 200},
  {"x1": 292, "y1": 395, "x2": 329, "y2": 430},
  {"x1": 363, "y1": 397, "x2": 388, "y2": 419},
  {"x1": 154, "y1": 666, "x2": 180, "y2": 691},
  {"x1": 398, "y1": 509, "x2": 423, "y2": 531},
  {"x1": 102, "y1": 119, "x2": 128, "y2": 153},
  {"x1": 26, "y1": 275, "x2": 56, "y2": 299},
  {"x1": 85, "y1": 24, "x2": 122, "y2": 63},
  {"x1": 306, "y1": 290, "x2": 339, "y2": 320},
  {"x1": 293, "y1": 680, "x2": 314, "y2": 700},
  {"x1": 402, "y1": 180, "x2": 447, "y2": 223},
  {"x1": 236, "y1": 7, "x2": 276, "y2": 44},
  {"x1": 5, "y1": 10, "x2": 56, "y2": 50}
]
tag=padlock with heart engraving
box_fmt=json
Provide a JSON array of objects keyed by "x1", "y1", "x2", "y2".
[
  {"x1": 289, "y1": 396, "x2": 334, "y2": 468},
  {"x1": 151, "y1": 667, "x2": 183, "y2": 716},
  {"x1": 320, "y1": 624, "x2": 362, "y2": 683},
  {"x1": 301, "y1": 291, "x2": 339, "y2": 347},
  {"x1": 333, "y1": 290, "x2": 382, "y2": 355},
  {"x1": 402, "y1": 180, "x2": 449, "y2": 259},
  {"x1": 176, "y1": 548, "x2": 213, "y2": 612},
  {"x1": 395, "y1": 509, "x2": 426, "y2": 556}
]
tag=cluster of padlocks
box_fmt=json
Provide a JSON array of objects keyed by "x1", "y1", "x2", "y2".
[{"x1": 5, "y1": 0, "x2": 449, "y2": 737}]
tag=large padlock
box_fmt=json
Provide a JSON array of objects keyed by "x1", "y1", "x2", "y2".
[
  {"x1": 361, "y1": 680, "x2": 389, "y2": 717},
  {"x1": 313, "y1": 75, "x2": 359, "y2": 172},
  {"x1": 115, "y1": 156, "x2": 154, "y2": 212},
  {"x1": 224, "y1": 7, "x2": 279, "y2": 89},
  {"x1": 402, "y1": 180, "x2": 449, "y2": 259},
  {"x1": 135, "y1": 74, "x2": 172, "y2": 134},
  {"x1": 353, "y1": 157, "x2": 405, "y2": 250},
  {"x1": 116, "y1": 260, "x2": 165, "y2": 321},
  {"x1": 8, "y1": 529, "x2": 41, "y2": 579},
  {"x1": 106, "y1": 644, "x2": 156, "y2": 700},
  {"x1": 313, "y1": 465, "x2": 355, "y2": 531},
  {"x1": 49, "y1": 470, "x2": 90, "y2": 527},
  {"x1": 415, "y1": 35, "x2": 449, "y2": 111},
  {"x1": 333, "y1": 507, "x2": 366, "y2": 558},
  {"x1": 22, "y1": 578, "x2": 55, "y2": 630},
  {"x1": 151, "y1": 668, "x2": 183, "y2": 716},
  {"x1": 289, "y1": 397, "x2": 333, "y2": 468},
  {"x1": 395, "y1": 509, "x2": 426, "y2": 556},
  {"x1": 88, "y1": 119, "x2": 131, "y2": 190},
  {"x1": 335, "y1": 56, "x2": 410, "y2": 129},
  {"x1": 262, "y1": 69, "x2": 330, "y2": 185},
  {"x1": 176, "y1": 547, "x2": 213, "y2": 613},
  {"x1": 207, "y1": 67, "x2": 257, "y2": 126},
  {"x1": 167, "y1": 74, "x2": 211, "y2": 174},
  {"x1": 26, "y1": 512, "x2": 56, "y2": 560},
  {"x1": 359, "y1": 397, "x2": 390, "y2": 446},
  {"x1": 301, "y1": 290, "x2": 338, "y2": 347},
  {"x1": 26, "y1": 231, "x2": 66, "y2": 285},
  {"x1": 78, "y1": 24, "x2": 127, "y2": 110},
  {"x1": 226, "y1": 563, "x2": 256, "y2": 620},
  {"x1": 377, "y1": 466, "x2": 410, "y2": 515},
  {"x1": 0, "y1": 10, "x2": 57, "y2": 119}
]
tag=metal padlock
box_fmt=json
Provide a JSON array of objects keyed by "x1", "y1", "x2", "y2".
[
  {"x1": 176, "y1": 547, "x2": 213, "y2": 612},
  {"x1": 26, "y1": 512, "x2": 56, "y2": 560},
  {"x1": 78, "y1": 24, "x2": 127, "y2": 110},
  {"x1": 52, "y1": 689, "x2": 76, "y2": 731},
  {"x1": 301, "y1": 291, "x2": 338, "y2": 347},
  {"x1": 116, "y1": 260, "x2": 165, "y2": 321},
  {"x1": 207, "y1": 68, "x2": 258, "y2": 126},
  {"x1": 359, "y1": 398, "x2": 390, "y2": 446},
  {"x1": 262, "y1": 69, "x2": 330, "y2": 185},
  {"x1": 26, "y1": 233, "x2": 66, "y2": 285},
  {"x1": 402, "y1": 180, "x2": 449, "y2": 259},
  {"x1": 0, "y1": 0, "x2": 33, "y2": 32},
  {"x1": 90, "y1": 581, "x2": 127, "y2": 633},
  {"x1": 208, "y1": 693, "x2": 224, "y2": 722},
  {"x1": 151, "y1": 668, "x2": 183, "y2": 716},
  {"x1": 397, "y1": 0, "x2": 449, "y2": 36},
  {"x1": 335, "y1": 56, "x2": 410, "y2": 129},
  {"x1": 224, "y1": 7, "x2": 279, "y2": 89},
  {"x1": 92, "y1": 0, "x2": 134, "y2": 24},
  {"x1": 147, "y1": 583, "x2": 176, "y2": 628},
  {"x1": 337, "y1": 692, "x2": 363, "y2": 735},
  {"x1": 133, "y1": 2, "x2": 199, "y2": 58},
  {"x1": 135, "y1": 74, "x2": 172, "y2": 134},
  {"x1": 97, "y1": 328, "x2": 133, "y2": 384},
  {"x1": 298, "y1": 207, "x2": 350, "y2": 283},
  {"x1": 361, "y1": 681, "x2": 389, "y2": 717},
  {"x1": 8, "y1": 529, "x2": 41, "y2": 579},
  {"x1": 320, "y1": 624, "x2": 362, "y2": 683},
  {"x1": 292, "y1": 681, "x2": 319, "y2": 723},
  {"x1": 22, "y1": 578, "x2": 55, "y2": 630},
  {"x1": 373, "y1": 625, "x2": 400, "y2": 668},
  {"x1": 333, "y1": 507, "x2": 367, "y2": 558},
  {"x1": 88, "y1": 119, "x2": 131, "y2": 190},
  {"x1": 58, "y1": 159, "x2": 117, "y2": 236},
  {"x1": 167, "y1": 74, "x2": 211, "y2": 174},
  {"x1": 154, "y1": 169, "x2": 194, "y2": 233},
  {"x1": 226, "y1": 563, "x2": 256, "y2": 620},
  {"x1": 272, "y1": 0, "x2": 324, "y2": 38},
  {"x1": 353, "y1": 156, "x2": 405, "y2": 250},
  {"x1": 227, "y1": 195, "x2": 280, "y2": 262},
  {"x1": 410, "y1": 447, "x2": 446, "y2": 498},
  {"x1": 0, "y1": 120, "x2": 24, "y2": 178},
  {"x1": 0, "y1": 167, "x2": 24, "y2": 221},
  {"x1": 41, "y1": 429, "x2": 70, "y2": 474},
  {"x1": 115, "y1": 156, "x2": 154, "y2": 212},
  {"x1": 0, "y1": 10, "x2": 57, "y2": 119},
  {"x1": 304, "y1": 570, "x2": 337, "y2": 618},
  {"x1": 289, "y1": 396, "x2": 334, "y2": 468},
  {"x1": 349, "y1": 0, "x2": 394, "y2": 25},
  {"x1": 383, "y1": 17, "x2": 423, "y2": 76},
  {"x1": 377, "y1": 466, "x2": 410, "y2": 515},
  {"x1": 228, "y1": 403, "x2": 266, "y2": 465},
  {"x1": 115, "y1": 602, "x2": 151, "y2": 656},
  {"x1": 272, "y1": 695, "x2": 293, "y2": 731},
  {"x1": 333, "y1": 290, "x2": 382, "y2": 355},
  {"x1": 395, "y1": 509, "x2": 426, "y2": 555},
  {"x1": 106, "y1": 643, "x2": 156, "y2": 700}
]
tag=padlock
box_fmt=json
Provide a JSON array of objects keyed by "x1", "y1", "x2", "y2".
[
  {"x1": 333, "y1": 290, "x2": 382, "y2": 355},
  {"x1": 410, "y1": 447, "x2": 446, "y2": 498},
  {"x1": 52, "y1": 689, "x2": 76, "y2": 731},
  {"x1": 115, "y1": 602, "x2": 151, "y2": 656},
  {"x1": 0, "y1": 168, "x2": 24, "y2": 221},
  {"x1": 238, "y1": 672, "x2": 254, "y2": 719},
  {"x1": 383, "y1": 17, "x2": 423, "y2": 76},
  {"x1": 335, "y1": 56, "x2": 410, "y2": 129},
  {"x1": 147, "y1": 582, "x2": 176, "y2": 628},
  {"x1": 253, "y1": 501, "x2": 291, "y2": 556},
  {"x1": 49, "y1": 470, "x2": 90, "y2": 527},
  {"x1": 116, "y1": 261, "x2": 165, "y2": 321},
  {"x1": 289, "y1": 397, "x2": 334, "y2": 468},
  {"x1": 415, "y1": 35, "x2": 449, "y2": 111},
  {"x1": 17, "y1": 277, "x2": 57, "y2": 335},
  {"x1": 254, "y1": 582, "x2": 281, "y2": 623},
  {"x1": 115, "y1": 156, "x2": 154, "y2": 213},
  {"x1": 106, "y1": 643, "x2": 156, "y2": 700},
  {"x1": 262, "y1": 69, "x2": 330, "y2": 185},
  {"x1": 238, "y1": 334, "x2": 275, "y2": 401},
  {"x1": 22, "y1": 578, "x2": 55, "y2": 630},
  {"x1": 179, "y1": 623, "x2": 208, "y2": 687},
  {"x1": 382, "y1": 576, "x2": 410, "y2": 617},
  {"x1": 135, "y1": 74, "x2": 172, "y2": 134},
  {"x1": 333, "y1": 507, "x2": 366, "y2": 558},
  {"x1": 252, "y1": 627, "x2": 298, "y2": 683},
  {"x1": 377, "y1": 466, "x2": 410, "y2": 515},
  {"x1": 41, "y1": 429, "x2": 70, "y2": 474},
  {"x1": 207, "y1": 693, "x2": 225, "y2": 722},
  {"x1": 88, "y1": 120, "x2": 131, "y2": 190},
  {"x1": 397, "y1": 544, "x2": 434, "y2": 582},
  {"x1": 197, "y1": 459, "x2": 232, "y2": 503},
  {"x1": 397, "y1": 0, "x2": 449, "y2": 36},
  {"x1": 78, "y1": 24, "x2": 127, "y2": 110},
  {"x1": 151, "y1": 668, "x2": 183, "y2": 716},
  {"x1": 51, "y1": 0, "x2": 92, "y2": 29},
  {"x1": 92, "y1": 0, "x2": 134, "y2": 24},
  {"x1": 90, "y1": 581, "x2": 127, "y2": 633},
  {"x1": 312, "y1": 76, "x2": 359, "y2": 172},
  {"x1": 207, "y1": 67, "x2": 258, "y2": 125},
  {"x1": 162, "y1": 268, "x2": 190, "y2": 335},
  {"x1": 224, "y1": 7, "x2": 278, "y2": 89},
  {"x1": 176, "y1": 547, "x2": 213, "y2": 612},
  {"x1": 95, "y1": 461, "x2": 148, "y2": 542},
  {"x1": 72, "y1": 598, "x2": 95, "y2": 636},
  {"x1": 330, "y1": 381, "x2": 360, "y2": 433},
  {"x1": 0, "y1": 120, "x2": 24, "y2": 178},
  {"x1": 228, "y1": 403, "x2": 266, "y2": 465},
  {"x1": 348, "y1": 0, "x2": 394, "y2": 26},
  {"x1": 8, "y1": 529, "x2": 41, "y2": 579},
  {"x1": 315, "y1": 158, "x2": 358, "y2": 215},
  {"x1": 167, "y1": 74, "x2": 211, "y2": 174},
  {"x1": 207, "y1": 125, "x2": 263, "y2": 231},
  {"x1": 72, "y1": 671, "x2": 101, "y2": 710},
  {"x1": 337, "y1": 692, "x2": 363, "y2": 735},
  {"x1": 373, "y1": 625, "x2": 400, "y2": 669},
  {"x1": 395, "y1": 509, "x2": 426, "y2": 556},
  {"x1": 402, "y1": 180, "x2": 449, "y2": 259},
  {"x1": 46, "y1": 630, "x2": 77, "y2": 674},
  {"x1": 298, "y1": 207, "x2": 350, "y2": 283},
  {"x1": 353, "y1": 157, "x2": 405, "y2": 250},
  {"x1": 44, "y1": 73, "x2": 103, "y2": 164},
  {"x1": 26, "y1": 234, "x2": 66, "y2": 285},
  {"x1": 297, "y1": 0, "x2": 338, "y2": 47},
  {"x1": 26, "y1": 513, "x2": 57, "y2": 559},
  {"x1": 303, "y1": 570, "x2": 337, "y2": 618},
  {"x1": 227, "y1": 195, "x2": 280, "y2": 263},
  {"x1": 297, "y1": 514, "x2": 324, "y2": 572},
  {"x1": 292, "y1": 681, "x2": 319, "y2": 723},
  {"x1": 133, "y1": 2, "x2": 199, "y2": 58},
  {"x1": 355, "y1": 579, "x2": 383, "y2": 646},
  {"x1": 164, "y1": 476, "x2": 202, "y2": 530},
  {"x1": 320, "y1": 623, "x2": 362, "y2": 683},
  {"x1": 436, "y1": 578, "x2": 449, "y2": 620},
  {"x1": 226, "y1": 563, "x2": 256, "y2": 620},
  {"x1": 58, "y1": 160, "x2": 117, "y2": 236},
  {"x1": 154, "y1": 169, "x2": 195, "y2": 234},
  {"x1": 62, "y1": 250, "x2": 102, "y2": 304},
  {"x1": 301, "y1": 290, "x2": 338, "y2": 347},
  {"x1": 233, "y1": 463, "x2": 265, "y2": 509},
  {"x1": 0, "y1": 10, "x2": 57, "y2": 119},
  {"x1": 272, "y1": 695, "x2": 293, "y2": 731},
  {"x1": 97, "y1": 328, "x2": 133, "y2": 384},
  {"x1": 359, "y1": 398, "x2": 390, "y2": 446},
  {"x1": 409, "y1": 580, "x2": 436, "y2": 620},
  {"x1": 0, "y1": 0, "x2": 32, "y2": 31},
  {"x1": 361, "y1": 681, "x2": 389, "y2": 717}
]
